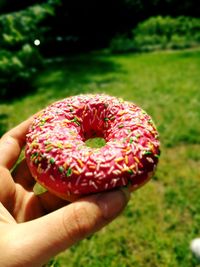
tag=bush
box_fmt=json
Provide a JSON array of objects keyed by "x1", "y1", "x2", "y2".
[
  {"x1": 109, "y1": 35, "x2": 136, "y2": 54},
  {"x1": 133, "y1": 16, "x2": 200, "y2": 52},
  {"x1": 109, "y1": 16, "x2": 200, "y2": 53},
  {"x1": 0, "y1": 45, "x2": 43, "y2": 98},
  {"x1": 0, "y1": 2, "x2": 59, "y2": 99}
]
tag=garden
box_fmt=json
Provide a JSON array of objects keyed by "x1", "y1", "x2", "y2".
[{"x1": 0, "y1": 1, "x2": 200, "y2": 266}]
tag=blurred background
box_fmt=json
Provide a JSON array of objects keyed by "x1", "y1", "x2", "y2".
[{"x1": 0, "y1": 1, "x2": 200, "y2": 266}]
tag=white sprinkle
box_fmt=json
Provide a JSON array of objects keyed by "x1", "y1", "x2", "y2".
[
  {"x1": 112, "y1": 170, "x2": 121, "y2": 175},
  {"x1": 126, "y1": 149, "x2": 132, "y2": 155},
  {"x1": 85, "y1": 172, "x2": 93, "y2": 177},
  {"x1": 81, "y1": 182, "x2": 88, "y2": 187},
  {"x1": 100, "y1": 163, "x2": 110, "y2": 168},
  {"x1": 96, "y1": 162, "x2": 101, "y2": 171},
  {"x1": 75, "y1": 175, "x2": 82, "y2": 186},
  {"x1": 146, "y1": 157, "x2": 154, "y2": 163},
  {"x1": 89, "y1": 180, "x2": 98, "y2": 189},
  {"x1": 106, "y1": 155, "x2": 116, "y2": 161},
  {"x1": 75, "y1": 165, "x2": 83, "y2": 173},
  {"x1": 104, "y1": 183, "x2": 108, "y2": 190},
  {"x1": 108, "y1": 166, "x2": 114, "y2": 175},
  {"x1": 95, "y1": 171, "x2": 105, "y2": 179},
  {"x1": 115, "y1": 162, "x2": 123, "y2": 170},
  {"x1": 50, "y1": 175, "x2": 55, "y2": 181},
  {"x1": 122, "y1": 177, "x2": 126, "y2": 186},
  {"x1": 111, "y1": 178, "x2": 120, "y2": 187}
]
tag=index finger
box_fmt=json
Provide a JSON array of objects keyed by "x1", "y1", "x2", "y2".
[{"x1": 0, "y1": 117, "x2": 33, "y2": 169}]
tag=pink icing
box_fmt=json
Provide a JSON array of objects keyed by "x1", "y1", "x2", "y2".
[{"x1": 25, "y1": 94, "x2": 160, "y2": 199}]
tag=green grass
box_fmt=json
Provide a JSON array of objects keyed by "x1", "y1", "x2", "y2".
[{"x1": 1, "y1": 48, "x2": 200, "y2": 266}]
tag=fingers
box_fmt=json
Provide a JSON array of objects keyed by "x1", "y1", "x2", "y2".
[
  {"x1": 0, "y1": 117, "x2": 33, "y2": 169},
  {"x1": 0, "y1": 203, "x2": 16, "y2": 224},
  {"x1": 0, "y1": 166, "x2": 16, "y2": 213},
  {"x1": 9, "y1": 189, "x2": 130, "y2": 266}
]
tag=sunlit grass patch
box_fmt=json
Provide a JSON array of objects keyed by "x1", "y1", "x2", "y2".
[{"x1": 0, "y1": 48, "x2": 200, "y2": 267}]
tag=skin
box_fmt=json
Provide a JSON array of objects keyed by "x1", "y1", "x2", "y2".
[{"x1": 0, "y1": 117, "x2": 130, "y2": 267}]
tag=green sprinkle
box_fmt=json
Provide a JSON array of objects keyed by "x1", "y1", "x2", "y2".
[
  {"x1": 129, "y1": 137, "x2": 133, "y2": 144},
  {"x1": 110, "y1": 116, "x2": 115, "y2": 121},
  {"x1": 155, "y1": 154, "x2": 160, "y2": 158},
  {"x1": 118, "y1": 124, "x2": 124, "y2": 129},
  {"x1": 144, "y1": 151, "x2": 152, "y2": 155},
  {"x1": 71, "y1": 117, "x2": 80, "y2": 126},
  {"x1": 50, "y1": 157, "x2": 55, "y2": 164},
  {"x1": 44, "y1": 141, "x2": 51, "y2": 145},
  {"x1": 58, "y1": 166, "x2": 64, "y2": 173},
  {"x1": 127, "y1": 169, "x2": 133, "y2": 174},
  {"x1": 31, "y1": 152, "x2": 38, "y2": 158},
  {"x1": 66, "y1": 168, "x2": 72, "y2": 177},
  {"x1": 57, "y1": 144, "x2": 63, "y2": 149},
  {"x1": 46, "y1": 146, "x2": 53, "y2": 152},
  {"x1": 104, "y1": 117, "x2": 109, "y2": 121}
]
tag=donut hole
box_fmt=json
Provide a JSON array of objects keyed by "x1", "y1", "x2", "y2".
[
  {"x1": 85, "y1": 137, "x2": 106, "y2": 148},
  {"x1": 78, "y1": 102, "x2": 110, "y2": 141}
]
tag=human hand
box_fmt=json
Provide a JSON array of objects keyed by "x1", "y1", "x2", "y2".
[{"x1": 0, "y1": 118, "x2": 130, "y2": 267}]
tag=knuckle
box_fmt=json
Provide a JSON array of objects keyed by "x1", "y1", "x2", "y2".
[
  {"x1": 71, "y1": 204, "x2": 92, "y2": 238},
  {"x1": 62, "y1": 202, "x2": 99, "y2": 243}
]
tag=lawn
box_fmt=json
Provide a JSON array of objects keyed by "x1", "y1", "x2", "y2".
[{"x1": 0, "y1": 48, "x2": 200, "y2": 266}]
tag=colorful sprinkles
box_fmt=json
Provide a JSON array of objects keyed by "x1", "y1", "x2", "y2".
[{"x1": 25, "y1": 94, "x2": 160, "y2": 201}]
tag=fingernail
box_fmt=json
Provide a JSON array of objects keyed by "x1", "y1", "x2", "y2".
[{"x1": 97, "y1": 188, "x2": 130, "y2": 220}]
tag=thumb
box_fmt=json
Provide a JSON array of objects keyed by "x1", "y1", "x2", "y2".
[{"x1": 8, "y1": 189, "x2": 130, "y2": 267}]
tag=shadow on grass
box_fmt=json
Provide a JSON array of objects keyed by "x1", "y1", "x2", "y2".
[
  {"x1": 33, "y1": 52, "x2": 123, "y2": 98},
  {"x1": 0, "y1": 78, "x2": 37, "y2": 104},
  {"x1": 0, "y1": 52, "x2": 122, "y2": 103}
]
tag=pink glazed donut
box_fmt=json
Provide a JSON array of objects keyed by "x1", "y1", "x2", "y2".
[{"x1": 26, "y1": 94, "x2": 160, "y2": 201}]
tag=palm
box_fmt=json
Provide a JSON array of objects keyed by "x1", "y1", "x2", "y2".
[
  {"x1": 12, "y1": 159, "x2": 67, "y2": 222},
  {"x1": 0, "y1": 118, "x2": 67, "y2": 223}
]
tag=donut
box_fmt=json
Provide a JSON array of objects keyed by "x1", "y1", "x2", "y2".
[{"x1": 25, "y1": 94, "x2": 160, "y2": 201}]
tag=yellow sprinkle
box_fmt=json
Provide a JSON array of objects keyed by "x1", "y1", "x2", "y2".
[
  {"x1": 118, "y1": 110, "x2": 127, "y2": 116},
  {"x1": 31, "y1": 142, "x2": 39, "y2": 148},
  {"x1": 94, "y1": 109, "x2": 97, "y2": 118},
  {"x1": 122, "y1": 148, "x2": 129, "y2": 153},
  {"x1": 89, "y1": 165, "x2": 96, "y2": 169},
  {"x1": 37, "y1": 164, "x2": 43, "y2": 174},
  {"x1": 130, "y1": 164, "x2": 136, "y2": 170},
  {"x1": 115, "y1": 157, "x2": 124, "y2": 162},
  {"x1": 65, "y1": 144, "x2": 72, "y2": 148},
  {"x1": 73, "y1": 170, "x2": 80, "y2": 175},
  {"x1": 134, "y1": 157, "x2": 140, "y2": 164},
  {"x1": 77, "y1": 159, "x2": 84, "y2": 167},
  {"x1": 63, "y1": 162, "x2": 68, "y2": 169},
  {"x1": 125, "y1": 155, "x2": 129, "y2": 165}
]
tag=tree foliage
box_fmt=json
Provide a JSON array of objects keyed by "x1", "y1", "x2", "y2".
[
  {"x1": 0, "y1": 1, "x2": 59, "y2": 99},
  {"x1": 0, "y1": 0, "x2": 199, "y2": 98}
]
